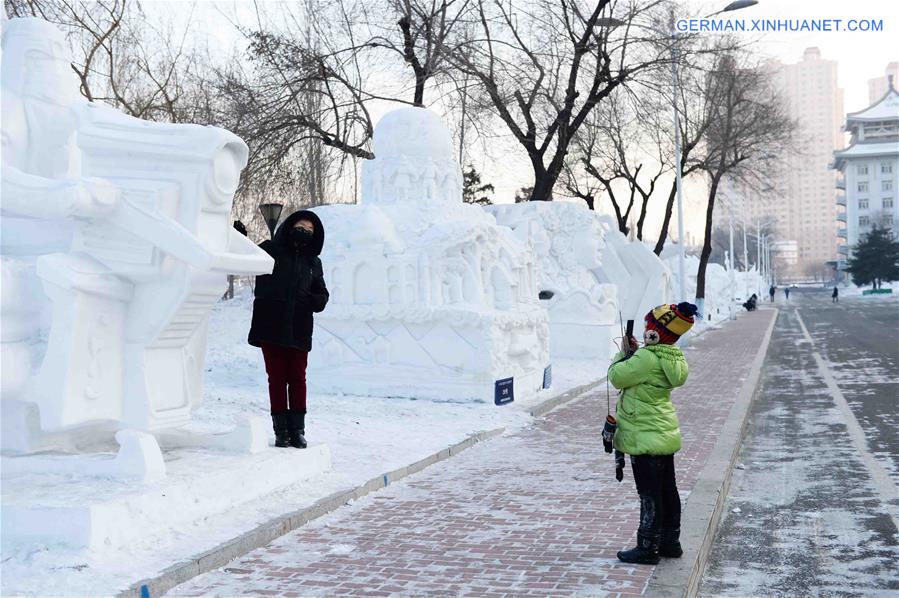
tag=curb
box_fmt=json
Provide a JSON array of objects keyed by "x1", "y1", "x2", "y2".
[
  {"x1": 121, "y1": 428, "x2": 505, "y2": 598},
  {"x1": 645, "y1": 308, "x2": 779, "y2": 598}
]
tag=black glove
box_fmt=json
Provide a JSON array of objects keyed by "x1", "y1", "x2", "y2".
[
  {"x1": 615, "y1": 450, "x2": 625, "y2": 483},
  {"x1": 233, "y1": 220, "x2": 248, "y2": 236},
  {"x1": 602, "y1": 415, "x2": 617, "y2": 454}
]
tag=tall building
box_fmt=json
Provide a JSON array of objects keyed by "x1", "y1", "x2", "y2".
[
  {"x1": 730, "y1": 49, "x2": 845, "y2": 279},
  {"x1": 868, "y1": 62, "x2": 899, "y2": 104},
  {"x1": 774, "y1": 48, "x2": 845, "y2": 278},
  {"x1": 832, "y1": 80, "x2": 899, "y2": 269}
]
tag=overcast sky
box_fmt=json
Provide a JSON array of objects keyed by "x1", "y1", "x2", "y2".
[{"x1": 142, "y1": 0, "x2": 898, "y2": 238}]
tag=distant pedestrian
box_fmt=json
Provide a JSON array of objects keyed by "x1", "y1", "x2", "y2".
[
  {"x1": 785, "y1": 287, "x2": 790, "y2": 301},
  {"x1": 742, "y1": 293, "x2": 758, "y2": 312},
  {"x1": 769, "y1": 285, "x2": 776, "y2": 302},
  {"x1": 832, "y1": 286, "x2": 839, "y2": 303},
  {"x1": 609, "y1": 302, "x2": 698, "y2": 565}
]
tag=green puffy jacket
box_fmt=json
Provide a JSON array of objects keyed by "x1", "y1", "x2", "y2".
[{"x1": 608, "y1": 344, "x2": 689, "y2": 456}]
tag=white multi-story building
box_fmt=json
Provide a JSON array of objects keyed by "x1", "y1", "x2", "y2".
[{"x1": 832, "y1": 79, "x2": 899, "y2": 266}]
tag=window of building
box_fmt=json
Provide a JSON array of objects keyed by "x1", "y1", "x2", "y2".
[
  {"x1": 859, "y1": 216, "x2": 870, "y2": 226},
  {"x1": 883, "y1": 163, "x2": 893, "y2": 175},
  {"x1": 859, "y1": 199, "x2": 869, "y2": 209},
  {"x1": 858, "y1": 181, "x2": 868, "y2": 192},
  {"x1": 885, "y1": 198, "x2": 895, "y2": 209},
  {"x1": 858, "y1": 165, "x2": 869, "y2": 175},
  {"x1": 885, "y1": 215, "x2": 894, "y2": 226},
  {"x1": 883, "y1": 180, "x2": 893, "y2": 192}
]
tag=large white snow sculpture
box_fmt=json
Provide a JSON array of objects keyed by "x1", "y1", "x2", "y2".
[
  {"x1": 594, "y1": 215, "x2": 672, "y2": 340},
  {"x1": 486, "y1": 202, "x2": 619, "y2": 361},
  {"x1": 0, "y1": 17, "x2": 274, "y2": 444},
  {"x1": 308, "y1": 107, "x2": 550, "y2": 403}
]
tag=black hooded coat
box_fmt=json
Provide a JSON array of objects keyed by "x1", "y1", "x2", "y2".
[{"x1": 248, "y1": 210, "x2": 329, "y2": 351}]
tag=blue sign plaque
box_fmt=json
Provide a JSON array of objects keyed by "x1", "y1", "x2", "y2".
[{"x1": 494, "y1": 377, "x2": 514, "y2": 405}]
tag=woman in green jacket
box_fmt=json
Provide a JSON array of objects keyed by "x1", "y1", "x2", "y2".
[{"x1": 609, "y1": 302, "x2": 698, "y2": 565}]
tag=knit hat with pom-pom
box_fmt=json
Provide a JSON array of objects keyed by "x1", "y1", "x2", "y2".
[{"x1": 643, "y1": 302, "x2": 699, "y2": 345}]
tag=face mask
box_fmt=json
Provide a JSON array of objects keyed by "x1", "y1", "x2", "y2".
[{"x1": 290, "y1": 227, "x2": 313, "y2": 248}]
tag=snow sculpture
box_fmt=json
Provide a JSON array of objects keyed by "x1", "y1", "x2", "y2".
[
  {"x1": 486, "y1": 202, "x2": 619, "y2": 360},
  {"x1": 594, "y1": 215, "x2": 672, "y2": 339},
  {"x1": 0, "y1": 17, "x2": 274, "y2": 446},
  {"x1": 308, "y1": 107, "x2": 550, "y2": 402}
]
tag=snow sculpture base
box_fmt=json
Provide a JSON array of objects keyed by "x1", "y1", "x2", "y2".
[
  {"x1": 1, "y1": 442, "x2": 331, "y2": 551},
  {"x1": 310, "y1": 309, "x2": 548, "y2": 402}
]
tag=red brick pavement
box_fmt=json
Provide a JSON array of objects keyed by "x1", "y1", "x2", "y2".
[{"x1": 170, "y1": 310, "x2": 775, "y2": 598}]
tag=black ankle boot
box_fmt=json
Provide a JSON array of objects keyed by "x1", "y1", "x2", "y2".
[
  {"x1": 617, "y1": 532, "x2": 660, "y2": 565},
  {"x1": 271, "y1": 412, "x2": 289, "y2": 448},
  {"x1": 287, "y1": 410, "x2": 307, "y2": 449},
  {"x1": 659, "y1": 528, "x2": 683, "y2": 558}
]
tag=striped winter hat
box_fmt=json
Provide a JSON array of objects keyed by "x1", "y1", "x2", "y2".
[{"x1": 643, "y1": 302, "x2": 699, "y2": 345}]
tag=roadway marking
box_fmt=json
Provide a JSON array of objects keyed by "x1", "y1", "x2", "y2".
[{"x1": 794, "y1": 309, "x2": 899, "y2": 530}]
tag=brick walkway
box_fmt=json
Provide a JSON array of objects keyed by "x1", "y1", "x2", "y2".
[{"x1": 170, "y1": 310, "x2": 775, "y2": 598}]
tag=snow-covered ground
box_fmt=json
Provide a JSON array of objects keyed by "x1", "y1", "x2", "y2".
[{"x1": 1, "y1": 288, "x2": 608, "y2": 597}]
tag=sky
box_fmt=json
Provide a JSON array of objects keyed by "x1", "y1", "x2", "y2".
[{"x1": 139, "y1": 0, "x2": 898, "y2": 240}]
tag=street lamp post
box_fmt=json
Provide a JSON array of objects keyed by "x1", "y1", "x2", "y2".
[
  {"x1": 728, "y1": 200, "x2": 736, "y2": 319},
  {"x1": 742, "y1": 203, "x2": 750, "y2": 296},
  {"x1": 669, "y1": 1, "x2": 758, "y2": 303},
  {"x1": 597, "y1": 0, "x2": 759, "y2": 306},
  {"x1": 259, "y1": 202, "x2": 284, "y2": 239}
]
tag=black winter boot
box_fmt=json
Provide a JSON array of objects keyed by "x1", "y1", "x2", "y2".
[
  {"x1": 659, "y1": 528, "x2": 683, "y2": 558},
  {"x1": 617, "y1": 532, "x2": 660, "y2": 565},
  {"x1": 287, "y1": 410, "x2": 307, "y2": 449},
  {"x1": 271, "y1": 412, "x2": 289, "y2": 448}
]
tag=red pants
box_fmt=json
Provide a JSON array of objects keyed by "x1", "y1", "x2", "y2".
[{"x1": 260, "y1": 342, "x2": 308, "y2": 413}]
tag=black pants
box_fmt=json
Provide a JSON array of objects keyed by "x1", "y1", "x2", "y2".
[{"x1": 630, "y1": 455, "x2": 681, "y2": 538}]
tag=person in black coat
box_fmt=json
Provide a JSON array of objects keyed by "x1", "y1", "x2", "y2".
[{"x1": 236, "y1": 210, "x2": 329, "y2": 448}]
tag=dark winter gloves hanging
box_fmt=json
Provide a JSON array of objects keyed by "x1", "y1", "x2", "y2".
[{"x1": 615, "y1": 450, "x2": 626, "y2": 482}]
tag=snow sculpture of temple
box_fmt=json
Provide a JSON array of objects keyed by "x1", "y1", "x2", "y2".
[
  {"x1": 309, "y1": 107, "x2": 550, "y2": 402},
  {"x1": 486, "y1": 202, "x2": 620, "y2": 360},
  {"x1": 0, "y1": 17, "x2": 274, "y2": 450}
]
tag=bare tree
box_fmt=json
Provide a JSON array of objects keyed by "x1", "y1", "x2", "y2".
[
  {"x1": 359, "y1": 0, "x2": 475, "y2": 106},
  {"x1": 693, "y1": 51, "x2": 794, "y2": 309},
  {"x1": 215, "y1": 1, "x2": 376, "y2": 202},
  {"x1": 7, "y1": 0, "x2": 208, "y2": 123},
  {"x1": 448, "y1": 0, "x2": 668, "y2": 202},
  {"x1": 564, "y1": 88, "x2": 669, "y2": 238}
]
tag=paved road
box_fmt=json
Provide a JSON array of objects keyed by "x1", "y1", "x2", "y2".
[
  {"x1": 700, "y1": 289, "x2": 899, "y2": 597},
  {"x1": 170, "y1": 312, "x2": 774, "y2": 598}
]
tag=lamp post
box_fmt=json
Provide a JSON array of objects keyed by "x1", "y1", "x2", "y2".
[
  {"x1": 599, "y1": 0, "x2": 759, "y2": 303},
  {"x1": 752, "y1": 218, "x2": 775, "y2": 297},
  {"x1": 259, "y1": 203, "x2": 284, "y2": 239},
  {"x1": 728, "y1": 199, "x2": 736, "y2": 319}
]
